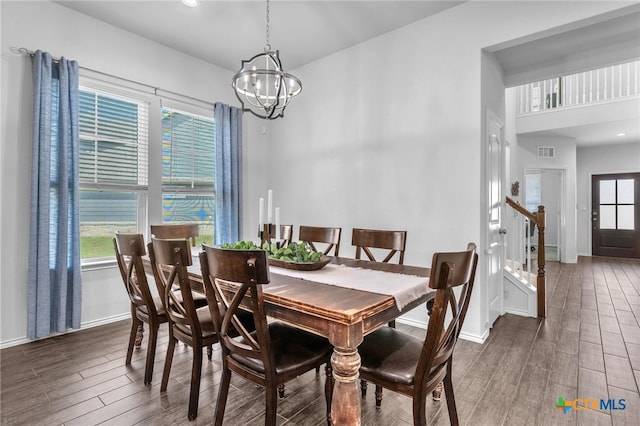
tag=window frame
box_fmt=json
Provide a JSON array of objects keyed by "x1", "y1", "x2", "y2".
[
  {"x1": 78, "y1": 78, "x2": 152, "y2": 267},
  {"x1": 159, "y1": 101, "x2": 216, "y2": 243}
]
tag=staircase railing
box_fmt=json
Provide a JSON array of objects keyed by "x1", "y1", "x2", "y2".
[{"x1": 505, "y1": 197, "x2": 546, "y2": 317}]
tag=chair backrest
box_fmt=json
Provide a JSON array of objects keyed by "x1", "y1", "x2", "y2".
[
  {"x1": 351, "y1": 228, "x2": 407, "y2": 264},
  {"x1": 299, "y1": 225, "x2": 342, "y2": 256},
  {"x1": 199, "y1": 246, "x2": 273, "y2": 372},
  {"x1": 415, "y1": 243, "x2": 478, "y2": 387},
  {"x1": 113, "y1": 232, "x2": 158, "y2": 316},
  {"x1": 151, "y1": 224, "x2": 199, "y2": 247},
  {"x1": 266, "y1": 224, "x2": 293, "y2": 247},
  {"x1": 148, "y1": 237, "x2": 202, "y2": 338}
]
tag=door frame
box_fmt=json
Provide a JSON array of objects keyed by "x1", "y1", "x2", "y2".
[
  {"x1": 524, "y1": 167, "x2": 567, "y2": 262},
  {"x1": 590, "y1": 172, "x2": 640, "y2": 258},
  {"x1": 485, "y1": 108, "x2": 505, "y2": 329}
]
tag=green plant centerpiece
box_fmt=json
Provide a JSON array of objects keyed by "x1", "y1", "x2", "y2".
[{"x1": 220, "y1": 240, "x2": 322, "y2": 263}]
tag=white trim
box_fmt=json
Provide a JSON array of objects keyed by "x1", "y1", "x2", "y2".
[
  {"x1": 396, "y1": 316, "x2": 427, "y2": 330},
  {"x1": 459, "y1": 328, "x2": 490, "y2": 344},
  {"x1": 397, "y1": 317, "x2": 490, "y2": 344},
  {"x1": 0, "y1": 314, "x2": 130, "y2": 349}
]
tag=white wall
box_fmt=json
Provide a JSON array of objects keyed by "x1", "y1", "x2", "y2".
[
  {"x1": 258, "y1": 1, "x2": 627, "y2": 339},
  {"x1": 0, "y1": 0, "x2": 259, "y2": 346},
  {"x1": 576, "y1": 142, "x2": 640, "y2": 255},
  {"x1": 1, "y1": 0, "x2": 631, "y2": 346},
  {"x1": 541, "y1": 170, "x2": 562, "y2": 247},
  {"x1": 518, "y1": 135, "x2": 578, "y2": 262}
]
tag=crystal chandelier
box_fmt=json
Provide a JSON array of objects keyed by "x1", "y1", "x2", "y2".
[{"x1": 232, "y1": 0, "x2": 301, "y2": 119}]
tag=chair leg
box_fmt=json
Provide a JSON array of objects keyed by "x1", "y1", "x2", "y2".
[
  {"x1": 214, "y1": 368, "x2": 231, "y2": 426},
  {"x1": 187, "y1": 346, "x2": 203, "y2": 420},
  {"x1": 444, "y1": 365, "x2": 459, "y2": 426},
  {"x1": 412, "y1": 389, "x2": 428, "y2": 426},
  {"x1": 325, "y1": 363, "x2": 334, "y2": 426},
  {"x1": 413, "y1": 397, "x2": 427, "y2": 426},
  {"x1": 361, "y1": 379, "x2": 367, "y2": 397},
  {"x1": 161, "y1": 333, "x2": 177, "y2": 392},
  {"x1": 265, "y1": 382, "x2": 278, "y2": 426},
  {"x1": 143, "y1": 324, "x2": 159, "y2": 386},
  {"x1": 374, "y1": 385, "x2": 384, "y2": 408},
  {"x1": 126, "y1": 308, "x2": 140, "y2": 365}
]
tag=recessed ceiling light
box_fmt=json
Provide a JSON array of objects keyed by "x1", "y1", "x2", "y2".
[
  {"x1": 617, "y1": 132, "x2": 627, "y2": 137},
  {"x1": 181, "y1": 0, "x2": 199, "y2": 7}
]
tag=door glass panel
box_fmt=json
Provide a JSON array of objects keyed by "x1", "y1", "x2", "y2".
[
  {"x1": 618, "y1": 179, "x2": 634, "y2": 204},
  {"x1": 618, "y1": 205, "x2": 635, "y2": 230},
  {"x1": 600, "y1": 205, "x2": 616, "y2": 229},
  {"x1": 525, "y1": 173, "x2": 541, "y2": 212},
  {"x1": 600, "y1": 180, "x2": 616, "y2": 204}
]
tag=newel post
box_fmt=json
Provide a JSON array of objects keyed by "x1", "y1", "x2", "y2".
[{"x1": 536, "y1": 205, "x2": 546, "y2": 318}]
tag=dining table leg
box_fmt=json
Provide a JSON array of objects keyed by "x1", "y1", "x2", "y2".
[
  {"x1": 329, "y1": 326, "x2": 363, "y2": 426},
  {"x1": 135, "y1": 324, "x2": 144, "y2": 347}
]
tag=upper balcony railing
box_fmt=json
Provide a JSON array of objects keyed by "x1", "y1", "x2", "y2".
[{"x1": 516, "y1": 60, "x2": 640, "y2": 115}]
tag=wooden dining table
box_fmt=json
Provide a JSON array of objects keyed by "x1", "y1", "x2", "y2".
[{"x1": 151, "y1": 253, "x2": 433, "y2": 425}]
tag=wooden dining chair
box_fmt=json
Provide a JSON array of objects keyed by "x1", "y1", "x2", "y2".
[
  {"x1": 150, "y1": 223, "x2": 209, "y2": 309},
  {"x1": 113, "y1": 232, "x2": 168, "y2": 386},
  {"x1": 147, "y1": 237, "x2": 218, "y2": 421},
  {"x1": 299, "y1": 225, "x2": 342, "y2": 256},
  {"x1": 352, "y1": 228, "x2": 407, "y2": 397},
  {"x1": 266, "y1": 224, "x2": 293, "y2": 247},
  {"x1": 199, "y1": 245, "x2": 334, "y2": 426},
  {"x1": 352, "y1": 228, "x2": 407, "y2": 264},
  {"x1": 150, "y1": 223, "x2": 199, "y2": 246},
  {"x1": 357, "y1": 243, "x2": 478, "y2": 426}
]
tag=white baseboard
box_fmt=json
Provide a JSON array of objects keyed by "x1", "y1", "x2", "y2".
[
  {"x1": 396, "y1": 317, "x2": 489, "y2": 344},
  {"x1": 396, "y1": 317, "x2": 427, "y2": 330},
  {"x1": 505, "y1": 307, "x2": 537, "y2": 318},
  {"x1": 0, "y1": 336, "x2": 31, "y2": 350},
  {"x1": 459, "y1": 328, "x2": 490, "y2": 344},
  {"x1": 0, "y1": 313, "x2": 130, "y2": 350}
]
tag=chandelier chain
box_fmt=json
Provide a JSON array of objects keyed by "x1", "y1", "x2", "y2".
[
  {"x1": 232, "y1": 0, "x2": 301, "y2": 119},
  {"x1": 265, "y1": 0, "x2": 271, "y2": 51}
]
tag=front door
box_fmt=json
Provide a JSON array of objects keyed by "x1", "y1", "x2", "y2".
[
  {"x1": 487, "y1": 110, "x2": 504, "y2": 327},
  {"x1": 592, "y1": 173, "x2": 640, "y2": 258}
]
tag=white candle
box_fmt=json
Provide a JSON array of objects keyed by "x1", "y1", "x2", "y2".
[
  {"x1": 275, "y1": 207, "x2": 280, "y2": 241},
  {"x1": 267, "y1": 189, "x2": 273, "y2": 223},
  {"x1": 259, "y1": 197, "x2": 264, "y2": 228}
]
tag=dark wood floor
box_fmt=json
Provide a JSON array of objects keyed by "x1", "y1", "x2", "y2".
[{"x1": 2, "y1": 256, "x2": 639, "y2": 425}]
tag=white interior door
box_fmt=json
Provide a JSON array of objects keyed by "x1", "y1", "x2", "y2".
[{"x1": 487, "y1": 110, "x2": 504, "y2": 327}]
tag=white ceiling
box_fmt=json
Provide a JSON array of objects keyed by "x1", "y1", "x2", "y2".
[
  {"x1": 54, "y1": 0, "x2": 464, "y2": 72},
  {"x1": 54, "y1": 0, "x2": 640, "y2": 147},
  {"x1": 520, "y1": 120, "x2": 640, "y2": 148}
]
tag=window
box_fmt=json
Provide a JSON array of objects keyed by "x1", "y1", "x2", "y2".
[
  {"x1": 525, "y1": 172, "x2": 541, "y2": 213},
  {"x1": 599, "y1": 178, "x2": 635, "y2": 230},
  {"x1": 79, "y1": 87, "x2": 149, "y2": 261},
  {"x1": 161, "y1": 107, "x2": 215, "y2": 244}
]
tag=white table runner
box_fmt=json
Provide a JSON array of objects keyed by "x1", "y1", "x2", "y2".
[{"x1": 269, "y1": 264, "x2": 429, "y2": 311}]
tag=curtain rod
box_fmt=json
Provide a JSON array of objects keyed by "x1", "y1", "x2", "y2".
[{"x1": 11, "y1": 46, "x2": 216, "y2": 108}]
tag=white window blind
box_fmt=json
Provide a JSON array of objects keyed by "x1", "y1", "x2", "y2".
[
  {"x1": 79, "y1": 89, "x2": 149, "y2": 189},
  {"x1": 78, "y1": 87, "x2": 149, "y2": 261},
  {"x1": 161, "y1": 107, "x2": 215, "y2": 190},
  {"x1": 160, "y1": 106, "x2": 215, "y2": 240}
]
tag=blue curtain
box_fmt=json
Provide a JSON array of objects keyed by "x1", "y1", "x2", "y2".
[
  {"x1": 28, "y1": 51, "x2": 82, "y2": 339},
  {"x1": 214, "y1": 103, "x2": 243, "y2": 245}
]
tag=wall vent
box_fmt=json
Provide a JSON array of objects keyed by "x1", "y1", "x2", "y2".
[{"x1": 538, "y1": 146, "x2": 555, "y2": 158}]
